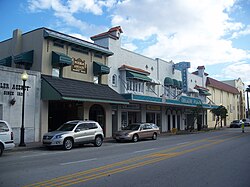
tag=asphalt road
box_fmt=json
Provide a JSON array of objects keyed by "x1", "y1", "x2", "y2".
[{"x1": 1, "y1": 128, "x2": 250, "y2": 187}]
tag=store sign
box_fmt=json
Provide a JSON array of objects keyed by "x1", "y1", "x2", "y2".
[
  {"x1": 179, "y1": 96, "x2": 202, "y2": 105},
  {"x1": 146, "y1": 105, "x2": 161, "y2": 111},
  {"x1": 121, "y1": 104, "x2": 140, "y2": 110},
  {"x1": 0, "y1": 82, "x2": 30, "y2": 96},
  {"x1": 71, "y1": 58, "x2": 87, "y2": 74}
]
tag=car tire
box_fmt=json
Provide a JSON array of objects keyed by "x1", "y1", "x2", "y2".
[
  {"x1": 132, "y1": 134, "x2": 139, "y2": 142},
  {"x1": 116, "y1": 139, "x2": 121, "y2": 143},
  {"x1": 0, "y1": 144, "x2": 3, "y2": 156},
  {"x1": 152, "y1": 133, "x2": 157, "y2": 140},
  {"x1": 63, "y1": 138, "x2": 73, "y2": 150},
  {"x1": 94, "y1": 136, "x2": 103, "y2": 147}
]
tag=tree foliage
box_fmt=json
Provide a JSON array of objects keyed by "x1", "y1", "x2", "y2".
[{"x1": 210, "y1": 105, "x2": 228, "y2": 129}]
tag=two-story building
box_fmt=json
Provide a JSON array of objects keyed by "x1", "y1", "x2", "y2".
[
  {"x1": 91, "y1": 26, "x2": 216, "y2": 132},
  {"x1": 0, "y1": 28, "x2": 128, "y2": 143}
]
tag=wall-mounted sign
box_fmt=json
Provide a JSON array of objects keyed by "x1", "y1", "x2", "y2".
[
  {"x1": 146, "y1": 105, "x2": 161, "y2": 111},
  {"x1": 0, "y1": 82, "x2": 30, "y2": 96},
  {"x1": 179, "y1": 96, "x2": 202, "y2": 105},
  {"x1": 71, "y1": 58, "x2": 87, "y2": 74},
  {"x1": 121, "y1": 104, "x2": 140, "y2": 110}
]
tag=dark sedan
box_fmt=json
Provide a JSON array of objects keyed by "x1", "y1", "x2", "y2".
[{"x1": 229, "y1": 120, "x2": 242, "y2": 128}]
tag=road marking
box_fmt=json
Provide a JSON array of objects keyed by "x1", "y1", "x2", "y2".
[
  {"x1": 60, "y1": 158, "x2": 97, "y2": 166},
  {"x1": 25, "y1": 133, "x2": 245, "y2": 187},
  {"x1": 21, "y1": 151, "x2": 68, "y2": 158},
  {"x1": 133, "y1": 148, "x2": 156, "y2": 153},
  {"x1": 176, "y1": 141, "x2": 190, "y2": 145}
]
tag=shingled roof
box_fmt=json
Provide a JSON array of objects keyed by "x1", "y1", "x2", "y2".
[
  {"x1": 206, "y1": 77, "x2": 239, "y2": 94},
  {"x1": 41, "y1": 75, "x2": 128, "y2": 104}
]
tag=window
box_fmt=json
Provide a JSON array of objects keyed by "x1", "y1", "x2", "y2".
[
  {"x1": 94, "y1": 76, "x2": 99, "y2": 84},
  {"x1": 53, "y1": 41, "x2": 64, "y2": 48},
  {"x1": 146, "y1": 83, "x2": 155, "y2": 92},
  {"x1": 94, "y1": 53, "x2": 102, "y2": 58},
  {"x1": 71, "y1": 46, "x2": 89, "y2": 55},
  {"x1": 112, "y1": 74, "x2": 117, "y2": 86},
  {"x1": 0, "y1": 122, "x2": 9, "y2": 132},
  {"x1": 126, "y1": 80, "x2": 144, "y2": 93},
  {"x1": 52, "y1": 68, "x2": 60, "y2": 77}
]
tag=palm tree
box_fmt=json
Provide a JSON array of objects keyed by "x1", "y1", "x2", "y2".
[{"x1": 210, "y1": 105, "x2": 228, "y2": 129}]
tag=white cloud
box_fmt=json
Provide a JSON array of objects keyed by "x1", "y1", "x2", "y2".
[
  {"x1": 221, "y1": 61, "x2": 250, "y2": 86},
  {"x1": 122, "y1": 43, "x2": 138, "y2": 51},
  {"x1": 231, "y1": 25, "x2": 250, "y2": 39},
  {"x1": 111, "y1": 0, "x2": 250, "y2": 69}
]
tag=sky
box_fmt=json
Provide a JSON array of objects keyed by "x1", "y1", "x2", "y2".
[{"x1": 1, "y1": 0, "x2": 250, "y2": 86}]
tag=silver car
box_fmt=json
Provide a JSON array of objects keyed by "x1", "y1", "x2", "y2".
[
  {"x1": 0, "y1": 120, "x2": 15, "y2": 156},
  {"x1": 113, "y1": 123, "x2": 160, "y2": 142},
  {"x1": 43, "y1": 120, "x2": 104, "y2": 150}
]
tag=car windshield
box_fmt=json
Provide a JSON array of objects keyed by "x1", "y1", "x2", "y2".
[
  {"x1": 232, "y1": 120, "x2": 240, "y2": 123},
  {"x1": 123, "y1": 124, "x2": 140, "y2": 130},
  {"x1": 57, "y1": 123, "x2": 77, "y2": 131}
]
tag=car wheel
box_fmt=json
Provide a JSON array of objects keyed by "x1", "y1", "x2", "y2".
[
  {"x1": 63, "y1": 138, "x2": 73, "y2": 150},
  {"x1": 132, "y1": 134, "x2": 139, "y2": 142},
  {"x1": 116, "y1": 139, "x2": 121, "y2": 143},
  {"x1": 152, "y1": 133, "x2": 157, "y2": 140},
  {"x1": 94, "y1": 136, "x2": 103, "y2": 147},
  {"x1": 0, "y1": 144, "x2": 3, "y2": 156}
]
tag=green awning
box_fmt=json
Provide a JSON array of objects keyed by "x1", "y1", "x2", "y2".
[
  {"x1": 173, "y1": 79, "x2": 179, "y2": 88},
  {"x1": 126, "y1": 71, "x2": 152, "y2": 82},
  {"x1": 0, "y1": 56, "x2": 12, "y2": 67},
  {"x1": 52, "y1": 51, "x2": 72, "y2": 67},
  {"x1": 200, "y1": 90, "x2": 211, "y2": 96},
  {"x1": 14, "y1": 50, "x2": 34, "y2": 66},
  {"x1": 178, "y1": 81, "x2": 182, "y2": 89},
  {"x1": 93, "y1": 61, "x2": 110, "y2": 76},
  {"x1": 164, "y1": 77, "x2": 174, "y2": 86}
]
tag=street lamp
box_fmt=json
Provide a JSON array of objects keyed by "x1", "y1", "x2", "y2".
[{"x1": 19, "y1": 71, "x2": 28, "y2": 147}]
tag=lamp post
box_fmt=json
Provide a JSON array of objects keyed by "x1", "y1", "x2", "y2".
[{"x1": 19, "y1": 71, "x2": 28, "y2": 147}]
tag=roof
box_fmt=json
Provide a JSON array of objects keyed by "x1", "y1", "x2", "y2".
[
  {"x1": 192, "y1": 71, "x2": 209, "y2": 76},
  {"x1": 91, "y1": 26, "x2": 123, "y2": 40},
  {"x1": 118, "y1": 64, "x2": 150, "y2": 75},
  {"x1": 206, "y1": 77, "x2": 239, "y2": 94},
  {"x1": 41, "y1": 75, "x2": 128, "y2": 104},
  {"x1": 42, "y1": 28, "x2": 113, "y2": 56}
]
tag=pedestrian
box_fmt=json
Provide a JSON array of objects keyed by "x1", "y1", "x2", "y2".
[{"x1": 242, "y1": 119, "x2": 245, "y2": 133}]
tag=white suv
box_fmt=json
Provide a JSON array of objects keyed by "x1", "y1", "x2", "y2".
[
  {"x1": 0, "y1": 120, "x2": 15, "y2": 156},
  {"x1": 43, "y1": 120, "x2": 104, "y2": 150}
]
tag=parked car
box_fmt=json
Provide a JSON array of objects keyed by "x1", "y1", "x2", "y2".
[
  {"x1": 242, "y1": 118, "x2": 250, "y2": 127},
  {"x1": 229, "y1": 120, "x2": 242, "y2": 128},
  {"x1": 43, "y1": 120, "x2": 104, "y2": 150},
  {"x1": 0, "y1": 120, "x2": 15, "y2": 156},
  {"x1": 113, "y1": 123, "x2": 160, "y2": 142}
]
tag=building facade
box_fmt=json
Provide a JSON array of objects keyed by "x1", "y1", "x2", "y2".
[
  {"x1": 206, "y1": 77, "x2": 240, "y2": 128},
  {"x1": 0, "y1": 28, "x2": 128, "y2": 143},
  {"x1": 91, "y1": 26, "x2": 215, "y2": 132}
]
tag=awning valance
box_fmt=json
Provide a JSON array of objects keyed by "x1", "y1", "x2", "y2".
[
  {"x1": 199, "y1": 90, "x2": 211, "y2": 96},
  {"x1": 93, "y1": 61, "x2": 110, "y2": 76},
  {"x1": 14, "y1": 50, "x2": 34, "y2": 67},
  {"x1": 126, "y1": 71, "x2": 152, "y2": 82},
  {"x1": 173, "y1": 79, "x2": 179, "y2": 88},
  {"x1": 0, "y1": 56, "x2": 12, "y2": 67},
  {"x1": 164, "y1": 77, "x2": 174, "y2": 86},
  {"x1": 52, "y1": 51, "x2": 72, "y2": 67},
  {"x1": 41, "y1": 75, "x2": 128, "y2": 104}
]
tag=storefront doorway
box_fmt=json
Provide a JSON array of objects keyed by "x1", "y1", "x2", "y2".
[
  {"x1": 48, "y1": 101, "x2": 79, "y2": 131},
  {"x1": 89, "y1": 104, "x2": 105, "y2": 135}
]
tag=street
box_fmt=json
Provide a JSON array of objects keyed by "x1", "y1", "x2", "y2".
[{"x1": 1, "y1": 128, "x2": 250, "y2": 187}]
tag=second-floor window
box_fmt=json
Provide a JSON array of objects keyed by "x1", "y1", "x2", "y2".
[
  {"x1": 146, "y1": 83, "x2": 155, "y2": 93},
  {"x1": 112, "y1": 74, "x2": 117, "y2": 86},
  {"x1": 127, "y1": 80, "x2": 144, "y2": 93}
]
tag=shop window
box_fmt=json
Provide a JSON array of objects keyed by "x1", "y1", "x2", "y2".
[{"x1": 112, "y1": 74, "x2": 117, "y2": 86}]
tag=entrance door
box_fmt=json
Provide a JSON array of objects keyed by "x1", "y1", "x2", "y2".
[
  {"x1": 112, "y1": 110, "x2": 118, "y2": 134},
  {"x1": 89, "y1": 104, "x2": 105, "y2": 135}
]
